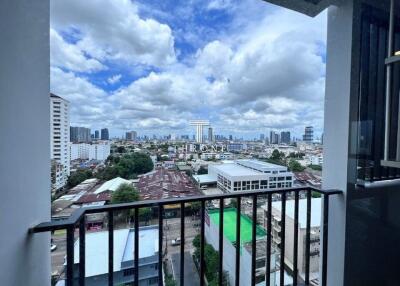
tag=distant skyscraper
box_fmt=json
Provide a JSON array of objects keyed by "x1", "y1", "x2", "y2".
[
  {"x1": 270, "y1": 131, "x2": 279, "y2": 144},
  {"x1": 70, "y1": 127, "x2": 91, "y2": 143},
  {"x1": 260, "y1": 134, "x2": 265, "y2": 141},
  {"x1": 303, "y1": 126, "x2": 314, "y2": 143},
  {"x1": 50, "y1": 93, "x2": 70, "y2": 190},
  {"x1": 208, "y1": 127, "x2": 214, "y2": 142},
  {"x1": 94, "y1": 130, "x2": 99, "y2": 139},
  {"x1": 229, "y1": 135, "x2": 233, "y2": 141},
  {"x1": 101, "y1": 128, "x2": 109, "y2": 140},
  {"x1": 126, "y1": 131, "x2": 137, "y2": 141},
  {"x1": 190, "y1": 120, "x2": 210, "y2": 143},
  {"x1": 280, "y1": 131, "x2": 291, "y2": 144}
]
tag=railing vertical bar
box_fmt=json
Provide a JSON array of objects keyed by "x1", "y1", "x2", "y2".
[
  {"x1": 322, "y1": 194, "x2": 330, "y2": 286},
  {"x1": 200, "y1": 200, "x2": 206, "y2": 286},
  {"x1": 266, "y1": 193, "x2": 272, "y2": 286},
  {"x1": 219, "y1": 198, "x2": 224, "y2": 286},
  {"x1": 134, "y1": 208, "x2": 139, "y2": 286},
  {"x1": 180, "y1": 202, "x2": 185, "y2": 286},
  {"x1": 293, "y1": 191, "x2": 299, "y2": 286},
  {"x1": 108, "y1": 210, "x2": 114, "y2": 286},
  {"x1": 158, "y1": 205, "x2": 164, "y2": 286},
  {"x1": 279, "y1": 192, "x2": 286, "y2": 286},
  {"x1": 79, "y1": 216, "x2": 86, "y2": 286},
  {"x1": 66, "y1": 226, "x2": 75, "y2": 286},
  {"x1": 251, "y1": 195, "x2": 257, "y2": 286},
  {"x1": 235, "y1": 197, "x2": 241, "y2": 286},
  {"x1": 305, "y1": 189, "x2": 312, "y2": 285}
]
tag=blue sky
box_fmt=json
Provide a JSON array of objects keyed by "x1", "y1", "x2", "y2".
[{"x1": 50, "y1": 0, "x2": 327, "y2": 139}]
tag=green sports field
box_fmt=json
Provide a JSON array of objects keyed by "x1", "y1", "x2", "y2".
[{"x1": 208, "y1": 208, "x2": 266, "y2": 243}]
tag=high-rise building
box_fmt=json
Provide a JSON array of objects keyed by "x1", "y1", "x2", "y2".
[
  {"x1": 50, "y1": 93, "x2": 70, "y2": 191},
  {"x1": 208, "y1": 127, "x2": 214, "y2": 142},
  {"x1": 260, "y1": 134, "x2": 265, "y2": 141},
  {"x1": 101, "y1": 128, "x2": 109, "y2": 140},
  {"x1": 189, "y1": 120, "x2": 210, "y2": 143},
  {"x1": 70, "y1": 126, "x2": 91, "y2": 143},
  {"x1": 303, "y1": 126, "x2": 314, "y2": 143},
  {"x1": 270, "y1": 131, "x2": 279, "y2": 144},
  {"x1": 280, "y1": 131, "x2": 291, "y2": 144},
  {"x1": 125, "y1": 131, "x2": 137, "y2": 141},
  {"x1": 229, "y1": 134, "x2": 233, "y2": 141},
  {"x1": 94, "y1": 130, "x2": 99, "y2": 139}
]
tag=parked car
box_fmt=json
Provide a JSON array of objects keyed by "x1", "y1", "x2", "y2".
[{"x1": 171, "y1": 238, "x2": 181, "y2": 246}]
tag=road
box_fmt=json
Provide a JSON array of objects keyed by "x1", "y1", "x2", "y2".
[{"x1": 51, "y1": 232, "x2": 66, "y2": 280}]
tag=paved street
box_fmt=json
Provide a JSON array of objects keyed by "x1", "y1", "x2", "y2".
[
  {"x1": 51, "y1": 232, "x2": 66, "y2": 280},
  {"x1": 171, "y1": 252, "x2": 200, "y2": 286},
  {"x1": 162, "y1": 216, "x2": 201, "y2": 256}
]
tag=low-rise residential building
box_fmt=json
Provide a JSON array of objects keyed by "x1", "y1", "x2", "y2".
[
  {"x1": 262, "y1": 198, "x2": 322, "y2": 284},
  {"x1": 205, "y1": 208, "x2": 287, "y2": 286},
  {"x1": 70, "y1": 142, "x2": 111, "y2": 161}
]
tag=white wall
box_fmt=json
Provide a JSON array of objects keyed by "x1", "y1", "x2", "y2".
[{"x1": 0, "y1": 1, "x2": 51, "y2": 285}]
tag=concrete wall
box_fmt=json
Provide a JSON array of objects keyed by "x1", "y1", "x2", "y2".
[
  {"x1": 0, "y1": 1, "x2": 51, "y2": 285},
  {"x1": 322, "y1": 1, "x2": 355, "y2": 285}
]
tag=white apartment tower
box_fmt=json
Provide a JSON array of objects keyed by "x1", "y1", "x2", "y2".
[
  {"x1": 50, "y1": 93, "x2": 70, "y2": 190},
  {"x1": 190, "y1": 120, "x2": 210, "y2": 143}
]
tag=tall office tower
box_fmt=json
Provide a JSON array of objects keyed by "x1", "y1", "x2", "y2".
[
  {"x1": 126, "y1": 131, "x2": 137, "y2": 141},
  {"x1": 50, "y1": 93, "x2": 70, "y2": 190},
  {"x1": 101, "y1": 128, "x2": 109, "y2": 140},
  {"x1": 94, "y1": 130, "x2": 99, "y2": 139},
  {"x1": 229, "y1": 134, "x2": 233, "y2": 141},
  {"x1": 270, "y1": 131, "x2": 279, "y2": 144},
  {"x1": 280, "y1": 131, "x2": 291, "y2": 144},
  {"x1": 303, "y1": 126, "x2": 314, "y2": 143},
  {"x1": 208, "y1": 127, "x2": 214, "y2": 142},
  {"x1": 70, "y1": 127, "x2": 91, "y2": 143},
  {"x1": 260, "y1": 134, "x2": 265, "y2": 141},
  {"x1": 189, "y1": 120, "x2": 210, "y2": 143}
]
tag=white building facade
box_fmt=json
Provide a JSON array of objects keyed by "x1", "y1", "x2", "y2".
[
  {"x1": 70, "y1": 142, "x2": 111, "y2": 161},
  {"x1": 209, "y1": 160, "x2": 293, "y2": 193},
  {"x1": 50, "y1": 93, "x2": 70, "y2": 190}
]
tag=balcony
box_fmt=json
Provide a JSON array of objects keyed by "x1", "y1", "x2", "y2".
[{"x1": 32, "y1": 186, "x2": 341, "y2": 286}]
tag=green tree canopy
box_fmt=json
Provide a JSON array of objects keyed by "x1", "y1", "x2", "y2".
[
  {"x1": 67, "y1": 169, "x2": 93, "y2": 188},
  {"x1": 197, "y1": 166, "x2": 208, "y2": 175},
  {"x1": 97, "y1": 153, "x2": 154, "y2": 180},
  {"x1": 288, "y1": 159, "x2": 306, "y2": 172},
  {"x1": 111, "y1": 183, "x2": 139, "y2": 204}
]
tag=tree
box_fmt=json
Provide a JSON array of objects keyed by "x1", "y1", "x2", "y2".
[
  {"x1": 270, "y1": 149, "x2": 285, "y2": 161},
  {"x1": 139, "y1": 207, "x2": 152, "y2": 223},
  {"x1": 96, "y1": 153, "x2": 154, "y2": 180},
  {"x1": 117, "y1": 146, "x2": 126, "y2": 153},
  {"x1": 197, "y1": 166, "x2": 208, "y2": 175},
  {"x1": 288, "y1": 159, "x2": 305, "y2": 172},
  {"x1": 67, "y1": 169, "x2": 92, "y2": 188},
  {"x1": 308, "y1": 164, "x2": 322, "y2": 171},
  {"x1": 111, "y1": 183, "x2": 139, "y2": 204}
]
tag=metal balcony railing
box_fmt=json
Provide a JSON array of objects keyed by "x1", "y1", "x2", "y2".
[{"x1": 31, "y1": 186, "x2": 341, "y2": 286}]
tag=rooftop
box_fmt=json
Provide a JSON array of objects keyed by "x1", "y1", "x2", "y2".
[
  {"x1": 137, "y1": 168, "x2": 201, "y2": 200},
  {"x1": 271, "y1": 198, "x2": 321, "y2": 228},
  {"x1": 235, "y1": 159, "x2": 288, "y2": 172},
  {"x1": 73, "y1": 226, "x2": 158, "y2": 277},
  {"x1": 94, "y1": 177, "x2": 131, "y2": 194},
  {"x1": 208, "y1": 208, "x2": 266, "y2": 244}
]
